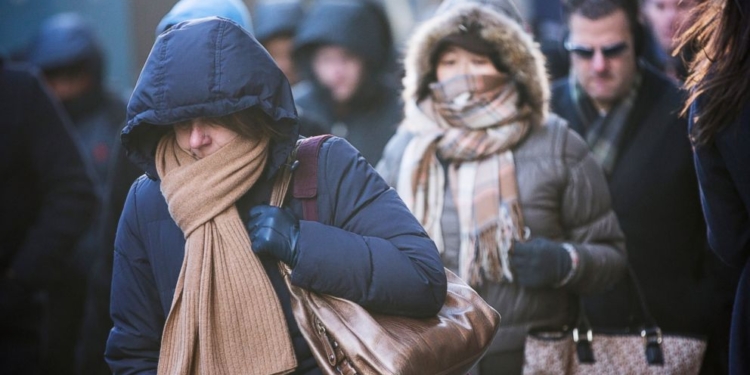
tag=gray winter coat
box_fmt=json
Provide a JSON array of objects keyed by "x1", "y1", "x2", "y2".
[{"x1": 376, "y1": 3, "x2": 626, "y2": 360}]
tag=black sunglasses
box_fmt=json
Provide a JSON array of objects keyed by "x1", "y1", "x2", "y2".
[{"x1": 564, "y1": 41, "x2": 629, "y2": 59}]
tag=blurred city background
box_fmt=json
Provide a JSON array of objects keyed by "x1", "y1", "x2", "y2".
[{"x1": 0, "y1": 0, "x2": 540, "y2": 97}]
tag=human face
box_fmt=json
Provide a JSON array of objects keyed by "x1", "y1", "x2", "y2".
[
  {"x1": 173, "y1": 118, "x2": 239, "y2": 159},
  {"x1": 568, "y1": 10, "x2": 637, "y2": 113},
  {"x1": 311, "y1": 45, "x2": 364, "y2": 103},
  {"x1": 642, "y1": 0, "x2": 696, "y2": 52},
  {"x1": 264, "y1": 35, "x2": 298, "y2": 85},
  {"x1": 44, "y1": 70, "x2": 93, "y2": 102},
  {"x1": 435, "y1": 45, "x2": 500, "y2": 82}
]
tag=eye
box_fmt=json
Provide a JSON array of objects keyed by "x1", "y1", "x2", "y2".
[
  {"x1": 174, "y1": 121, "x2": 191, "y2": 131},
  {"x1": 471, "y1": 57, "x2": 491, "y2": 65},
  {"x1": 438, "y1": 58, "x2": 457, "y2": 66}
]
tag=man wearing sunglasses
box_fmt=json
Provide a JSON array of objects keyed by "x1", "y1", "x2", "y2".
[{"x1": 551, "y1": 1, "x2": 734, "y2": 373}]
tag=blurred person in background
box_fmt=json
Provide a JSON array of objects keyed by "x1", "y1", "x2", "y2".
[
  {"x1": 679, "y1": 0, "x2": 750, "y2": 373},
  {"x1": 0, "y1": 59, "x2": 96, "y2": 375},
  {"x1": 377, "y1": 1, "x2": 627, "y2": 373},
  {"x1": 253, "y1": 0, "x2": 327, "y2": 137},
  {"x1": 552, "y1": 0, "x2": 734, "y2": 372},
  {"x1": 640, "y1": 0, "x2": 698, "y2": 81},
  {"x1": 254, "y1": 0, "x2": 305, "y2": 86},
  {"x1": 25, "y1": 12, "x2": 141, "y2": 375},
  {"x1": 293, "y1": 0, "x2": 402, "y2": 165}
]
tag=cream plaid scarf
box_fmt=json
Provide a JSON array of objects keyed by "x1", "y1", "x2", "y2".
[
  {"x1": 156, "y1": 132, "x2": 296, "y2": 375},
  {"x1": 398, "y1": 74, "x2": 529, "y2": 287}
]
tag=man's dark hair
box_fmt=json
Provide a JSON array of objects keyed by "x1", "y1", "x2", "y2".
[{"x1": 563, "y1": 0, "x2": 645, "y2": 56}]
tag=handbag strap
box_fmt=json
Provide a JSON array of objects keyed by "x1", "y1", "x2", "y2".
[
  {"x1": 574, "y1": 266, "x2": 664, "y2": 365},
  {"x1": 270, "y1": 135, "x2": 333, "y2": 278},
  {"x1": 291, "y1": 134, "x2": 333, "y2": 222}
]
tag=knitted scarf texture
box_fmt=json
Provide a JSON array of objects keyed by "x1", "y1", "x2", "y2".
[
  {"x1": 155, "y1": 132, "x2": 296, "y2": 375},
  {"x1": 398, "y1": 73, "x2": 528, "y2": 287}
]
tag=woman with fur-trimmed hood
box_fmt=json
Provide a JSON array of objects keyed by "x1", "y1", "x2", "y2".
[{"x1": 377, "y1": 2, "x2": 627, "y2": 373}]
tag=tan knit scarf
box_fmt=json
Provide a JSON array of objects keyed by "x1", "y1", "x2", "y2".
[
  {"x1": 398, "y1": 74, "x2": 529, "y2": 287},
  {"x1": 155, "y1": 132, "x2": 296, "y2": 375}
]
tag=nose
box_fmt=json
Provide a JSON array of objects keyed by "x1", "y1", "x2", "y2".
[
  {"x1": 458, "y1": 60, "x2": 473, "y2": 76},
  {"x1": 189, "y1": 124, "x2": 210, "y2": 150},
  {"x1": 591, "y1": 50, "x2": 608, "y2": 73}
]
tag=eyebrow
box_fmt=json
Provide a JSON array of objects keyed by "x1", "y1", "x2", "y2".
[{"x1": 564, "y1": 41, "x2": 629, "y2": 58}]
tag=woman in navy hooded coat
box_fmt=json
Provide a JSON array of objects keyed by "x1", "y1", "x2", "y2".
[{"x1": 104, "y1": 17, "x2": 446, "y2": 374}]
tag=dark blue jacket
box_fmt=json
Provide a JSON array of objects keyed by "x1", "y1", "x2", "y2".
[
  {"x1": 551, "y1": 65, "x2": 729, "y2": 335},
  {"x1": 104, "y1": 18, "x2": 446, "y2": 374},
  {"x1": 0, "y1": 62, "x2": 96, "y2": 327},
  {"x1": 690, "y1": 101, "x2": 750, "y2": 375}
]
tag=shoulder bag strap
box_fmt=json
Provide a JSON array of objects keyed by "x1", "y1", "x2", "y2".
[{"x1": 292, "y1": 134, "x2": 333, "y2": 221}]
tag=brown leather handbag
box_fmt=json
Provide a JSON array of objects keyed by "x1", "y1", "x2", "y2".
[{"x1": 270, "y1": 135, "x2": 501, "y2": 375}]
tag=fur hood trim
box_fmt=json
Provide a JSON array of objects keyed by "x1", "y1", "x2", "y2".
[{"x1": 402, "y1": 4, "x2": 549, "y2": 126}]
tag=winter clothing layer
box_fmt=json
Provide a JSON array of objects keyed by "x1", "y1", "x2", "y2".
[
  {"x1": 292, "y1": 0, "x2": 402, "y2": 164},
  {"x1": 377, "y1": 4, "x2": 626, "y2": 371},
  {"x1": 0, "y1": 62, "x2": 96, "y2": 372},
  {"x1": 552, "y1": 65, "x2": 732, "y2": 341},
  {"x1": 154, "y1": 133, "x2": 296, "y2": 375},
  {"x1": 395, "y1": 74, "x2": 530, "y2": 286},
  {"x1": 155, "y1": 0, "x2": 252, "y2": 36},
  {"x1": 26, "y1": 15, "x2": 141, "y2": 373},
  {"x1": 690, "y1": 101, "x2": 750, "y2": 375},
  {"x1": 105, "y1": 18, "x2": 446, "y2": 374},
  {"x1": 26, "y1": 13, "x2": 101, "y2": 71},
  {"x1": 401, "y1": 3, "x2": 549, "y2": 128},
  {"x1": 380, "y1": 116, "x2": 626, "y2": 355},
  {"x1": 253, "y1": 0, "x2": 304, "y2": 43}
]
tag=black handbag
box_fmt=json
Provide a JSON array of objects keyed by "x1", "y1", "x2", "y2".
[{"x1": 523, "y1": 267, "x2": 707, "y2": 375}]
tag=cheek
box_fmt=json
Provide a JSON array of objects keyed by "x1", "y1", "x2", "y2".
[
  {"x1": 475, "y1": 64, "x2": 499, "y2": 76},
  {"x1": 173, "y1": 129, "x2": 191, "y2": 150},
  {"x1": 436, "y1": 66, "x2": 455, "y2": 82},
  {"x1": 571, "y1": 58, "x2": 590, "y2": 76},
  {"x1": 312, "y1": 61, "x2": 335, "y2": 84},
  {"x1": 344, "y1": 61, "x2": 363, "y2": 87}
]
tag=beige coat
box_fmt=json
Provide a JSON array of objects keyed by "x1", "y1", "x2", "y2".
[{"x1": 376, "y1": 2, "x2": 626, "y2": 359}]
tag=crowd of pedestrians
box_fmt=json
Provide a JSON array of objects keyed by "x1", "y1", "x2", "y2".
[{"x1": 0, "y1": 0, "x2": 747, "y2": 374}]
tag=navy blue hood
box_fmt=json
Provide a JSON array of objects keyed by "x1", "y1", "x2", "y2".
[
  {"x1": 253, "y1": 0, "x2": 304, "y2": 44},
  {"x1": 124, "y1": 17, "x2": 298, "y2": 178},
  {"x1": 26, "y1": 13, "x2": 103, "y2": 72},
  {"x1": 293, "y1": 0, "x2": 394, "y2": 72}
]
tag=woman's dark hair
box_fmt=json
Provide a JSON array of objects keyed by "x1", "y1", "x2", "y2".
[
  {"x1": 207, "y1": 106, "x2": 286, "y2": 142},
  {"x1": 678, "y1": 0, "x2": 750, "y2": 146}
]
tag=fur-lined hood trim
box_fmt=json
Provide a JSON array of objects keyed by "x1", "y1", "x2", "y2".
[{"x1": 402, "y1": 4, "x2": 549, "y2": 126}]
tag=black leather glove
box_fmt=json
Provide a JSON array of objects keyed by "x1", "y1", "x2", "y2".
[
  {"x1": 510, "y1": 238, "x2": 572, "y2": 289},
  {"x1": 246, "y1": 205, "x2": 300, "y2": 267}
]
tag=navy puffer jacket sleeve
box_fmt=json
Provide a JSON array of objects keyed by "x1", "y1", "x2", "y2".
[{"x1": 292, "y1": 137, "x2": 447, "y2": 317}]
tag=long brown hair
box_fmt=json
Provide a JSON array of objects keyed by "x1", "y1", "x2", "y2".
[{"x1": 678, "y1": 0, "x2": 750, "y2": 146}]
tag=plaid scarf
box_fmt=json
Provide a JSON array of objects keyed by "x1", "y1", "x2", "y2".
[
  {"x1": 570, "y1": 73, "x2": 641, "y2": 175},
  {"x1": 397, "y1": 74, "x2": 529, "y2": 287}
]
